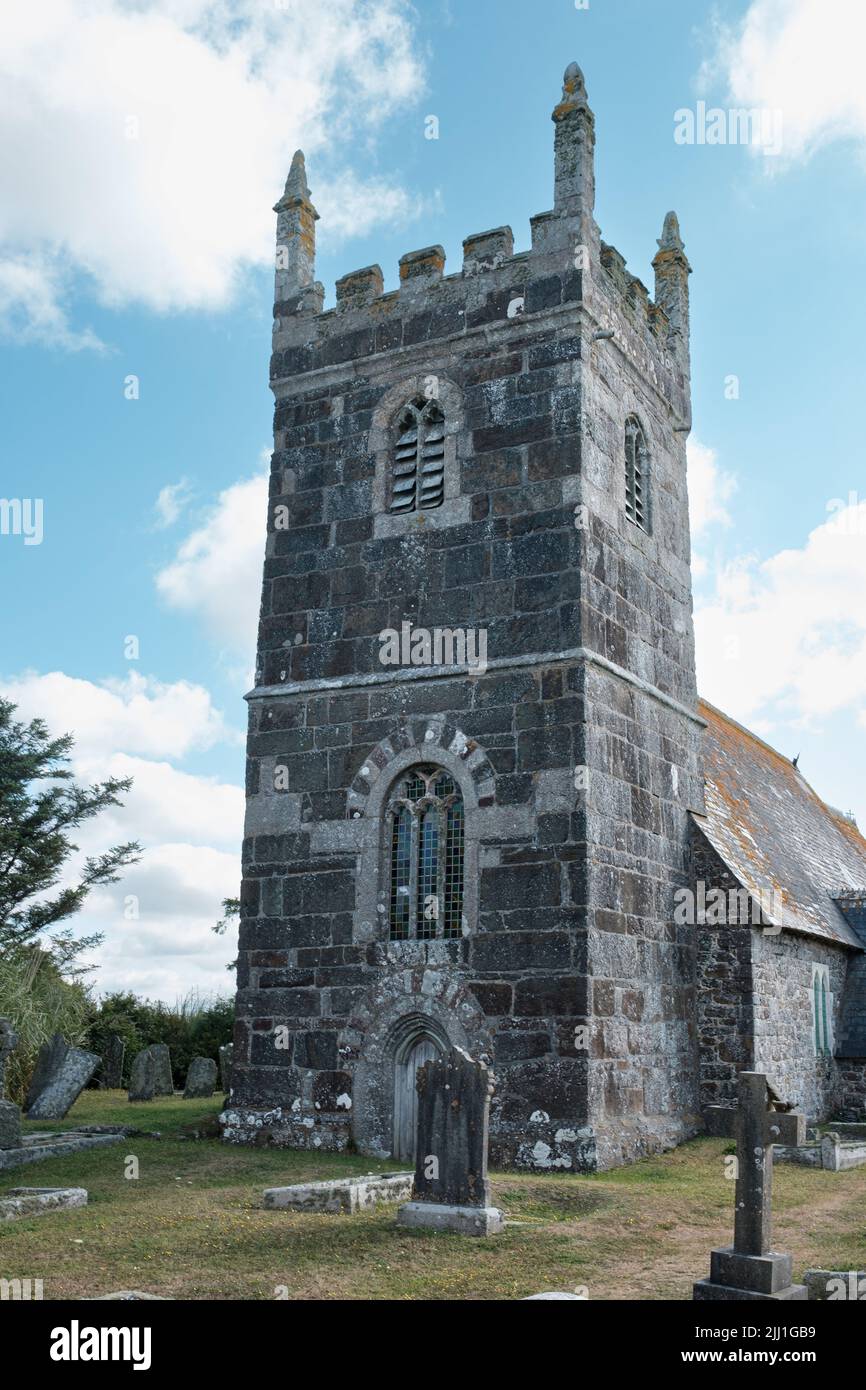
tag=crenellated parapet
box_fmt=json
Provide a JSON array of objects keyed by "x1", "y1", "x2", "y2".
[{"x1": 270, "y1": 64, "x2": 691, "y2": 428}]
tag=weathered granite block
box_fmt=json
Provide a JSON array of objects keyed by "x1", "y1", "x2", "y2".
[
  {"x1": 150, "y1": 1044, "x2": 174, "y2": 1096},
  {"x1": 102, "y1": 1035, "x2": 125, "y2": 1089},
  {"x1": 128, "y1": 1049, "x2": 156, "y2": 1102},
  {"x1": 263, "y1": 1172, "x2": 412, "y2": 1213},
  {"x1": 0, "y1": 1186, "x2": 87, "y2": 1222},
  {"x1": 396, "y1": 1203, "x2": 504, "y2": 1236},
  {"x1": 26, "y1": 1045, "x2": 100, "y2": 1121},
  {"x1": 183, "y1": 1057, "x2": 217, "y2": 1099},
  {"x1": 803, "y1": 1269, "x2": 866, "y2": 1301},
  {"x1": 0, "y1": 1099, "x2": 21, "y2": 1149},
  {"x1": 219, "y1": 1043, "x2": 234, "y2": 1093}
]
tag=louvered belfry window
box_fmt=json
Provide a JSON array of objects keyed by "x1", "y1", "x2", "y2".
[
  {"x1": 387, "y1": 766, "x2": 464, "y2": 941},
  {"x1": 389, "y1": 397, "x2": 446, "y2": 513},
  {"x1": 625, "y1": 417, "x2": 648, "y2": 531}
]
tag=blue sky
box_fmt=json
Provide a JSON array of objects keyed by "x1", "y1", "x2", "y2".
[{"x1": 1, "y1": 0, "x2": 864, "y2": 1000}]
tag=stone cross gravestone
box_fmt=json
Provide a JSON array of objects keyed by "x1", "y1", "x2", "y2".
[
  {"x1": 0, "y1": 1020, "x2": 22, "y2": 1150},
  {"x1": 396, "y1": 1046, "x2": 503, "y2": 1236},
  {"x1": 25, "y1": 1036, "x2": 100, "y2": 1122},
  {"x1": 184, "y1": 1057, "x2": 217, "y2": 1099},
  {"x1": 694, "y1": 1071, "x2": 807, "y2": 1301},
  {"x1": 101, "y1": 1034, "x2": 125, "y2": 1090}
]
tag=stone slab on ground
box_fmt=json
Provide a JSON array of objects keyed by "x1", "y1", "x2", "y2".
[
  {"x1": 263, "y1": 1172, "x2": 413, "y2": 1213},
  {"x1": 523, "y1": 1292, "x2": 585, "y2": 1300},
  {"x1": 0, "y1": 1130, "x2": 127, "y2": 1171},
  {"x1": 87, "y1": 1291, "x2": 169, "y2": 1301},
  {"x1": 0, "y1": 1186, "x2": 87, "y2": 1222},
  {"x1": 183, "y1": 1056, "x2": 217, "y2": 1099},
  {"x1": 396, "y1": 1202, "x2": 504, "y2": 1236},
  {"x1": 26, "y1": 1043, "x2": 100, "y2": 1121},
  {"x1": 803, "y1": 1270, "x2": 866, "y2": 1301},
  {"x1": 0, "y1": 1099, "x2": 21, "y2": 1149},
  {"x1": 773, "y1": 1134, "x2": 866, "y2": 1171}
]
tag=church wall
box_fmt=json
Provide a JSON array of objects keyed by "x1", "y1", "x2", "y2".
[{"x1": 751, "y1": 929, "x2": 847, "y2": 1121}]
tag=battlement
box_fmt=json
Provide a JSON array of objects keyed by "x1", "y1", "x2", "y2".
[{"x1": 270, "y1": 64, "x2": 691, "y2": 399}]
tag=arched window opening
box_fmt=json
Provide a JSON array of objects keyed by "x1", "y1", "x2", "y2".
[
  {"x1": 389, "y1": 397, "x2": 446, "y2": 514},
  {"x1": 625, "y1": 416, "x2": 649, "y2": 531},
  {"x1": 386, "y1": 766, "x2": 464, "y2": 940}
]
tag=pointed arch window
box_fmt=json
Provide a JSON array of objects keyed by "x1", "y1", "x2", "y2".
[
  {"x1": 812, "y1": 964, "x2": 832, "y2": 1057},
  {"x1": 625, "y1": 416, "x2": 649, "y2": 531},
  {"x1": 386, "y1": 766, "x2": 464, "y2": 940},
  {"x1": 389, "y1": 397, "x2": 446, "y2": 513}
]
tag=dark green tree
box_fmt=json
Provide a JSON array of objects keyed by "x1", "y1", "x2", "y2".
[{"x1": 0, "y1": 698, "x2": 140, "y2": 957}]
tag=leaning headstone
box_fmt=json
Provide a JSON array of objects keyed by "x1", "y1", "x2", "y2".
[
  {"x1": 149, "y1": 1043, "x2": 174, "y2": 1096},
  {"x1": 396, "y1": 1046, "x2": 504, "y2": 1236},
  {"x1": 128, "y1": 1048, "x2": 156, "y2": 1102},
  {"x1": 694, "y1": 1071, "x2": 807, "y2": 1301},
  {"x1": 25, "y1": 1033, "x2": 67, "y2": 1111},
  {"x1": 218, "y1": 1043, "x2": 233, "y2": 1094},
  {"x1": 101, "y1": 1034, "x2": 125, "y2": 1090},
  {"x1": 183, "y1": 1056, "x2": 217, "y2": 1099},
  {"x1": 26, "y1": 1044, "x2": 100, "y2": 1122}
]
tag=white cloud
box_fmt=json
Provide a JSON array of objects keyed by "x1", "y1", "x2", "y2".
[
  {"x1": 687, "y1": 438, "x2": 737, "y2": 580},
  {"x1": 0, "y1": 254, "x2": 104, "y2": 351},
  {"x1": 156, "y1": 470, "x2": 267, "y2": 662},
  {"x1": 154, "y1": 477, "x2": 193, "y2": 529},
  {"x1": 709, "y1": 0, "x2": 866, "y2": 166},
  {"x1": 0, "y1": 667, "x2": 244, "y2": 999},
  {"x1": 695, "y1": 500, "x2": 866, "y2": 725},
  {"x1": 0, "y1": 0, "x2": 425, "y2": 342},
  {"x1": 0, "y1": 669, "x2": 235, "y2": 761}
]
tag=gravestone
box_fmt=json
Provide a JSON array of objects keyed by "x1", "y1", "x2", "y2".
[
  {"x1": 101, "y1": 1035, "x2": 125, "y2": 1090},
  {"x1": 0, "y1": 1018, "x2": 18, "y2": 1098},
  {"x1": 0, "y1": 1019, "x2": 21, "y2": 1150},
  {"x1": 150, "y1": 1044, "x2": 174, "y2": 1096},
  {"x1": 218, "y1": 1043, "x2": 233, "y2": 1094},
  {"x1": 396, "y1": 1046, "x2": 504, "y2": 1236},
  {"x1": 128, "y1": 1048, "x2": 156, "y2": 1102},
  {"x1": 694, "y1": 1071, "x2": 807, "y2": 1301},
  {"x1": 26, "y1": 1040, "x2": 100, "y2": 1122},
  {"x1": 183, "y1": 1057, "x2": 217, "y2": 1099},
  {"x1": 25, "y1": 1033, "x2": 67, "y2": 1110}
]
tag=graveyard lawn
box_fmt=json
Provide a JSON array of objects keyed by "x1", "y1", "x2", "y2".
[{"x1": 2, "y1": 1092, "x2": 865, "y2": 1301}]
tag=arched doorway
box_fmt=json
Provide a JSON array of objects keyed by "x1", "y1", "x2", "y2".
[{"x1": 392, "y1": 1019, "x2": 446, "y2": 1162}]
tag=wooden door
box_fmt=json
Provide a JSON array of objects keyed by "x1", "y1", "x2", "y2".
[{"x1": 393, "y1": 1036, "x2": 441, "y2": 1162}]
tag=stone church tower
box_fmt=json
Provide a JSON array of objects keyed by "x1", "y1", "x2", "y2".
[{"x1": 225, "y1": 63, "x2": 706, "y2": 1171}]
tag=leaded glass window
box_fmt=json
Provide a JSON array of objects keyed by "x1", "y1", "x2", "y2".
[{"x1": 386, "y1": 766, "x2": 464, "y2": 940}]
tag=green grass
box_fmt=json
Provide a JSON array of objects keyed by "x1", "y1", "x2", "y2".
[{"x1": 3, "y1": 1092, "x2": 865, "y2": 1301}]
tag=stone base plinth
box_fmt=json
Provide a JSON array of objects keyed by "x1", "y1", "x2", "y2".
[
  {"x1": 0, "y1": 1186, "x2": 87, "y2": 1222},
  {"x1": 694, "y1": 1247, "x2": 807, "y2": 1301},
  {"x1": 693, "y1": 1280, "x2": 807, "y2": 1301},
  {"x1": 396, "y1": 1202, "x2": 504, "y2": 1236}
]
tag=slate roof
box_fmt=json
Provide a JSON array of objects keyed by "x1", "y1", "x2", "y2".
[{"x1": 692, "y1": 701, "x2": 866, "y2": 951}]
